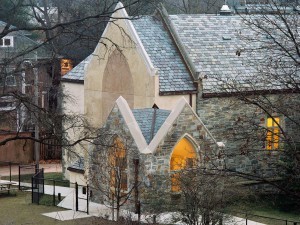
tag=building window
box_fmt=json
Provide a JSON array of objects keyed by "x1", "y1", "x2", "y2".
[
  {"x1": 109, "y1": 138, "x2": 127, "y2": 191},
  {"x1": 266, "y1": 116, "x2": 280, "y2": 150},
  {"x1": 0, "y1": 36, "x2": 13, "y2": 47},
  {"x1": 5, "y1": 75, "x2": 16, "y2": 86},
  {"x1": 60, "y1": 59, "x2": 73, "y2": 76},
  {"x1": 170, "y1": 137, "x2": 197, "y2": 192},
  {"x1": 0, "y1": 67, "x2": 16, "y2": 86}
]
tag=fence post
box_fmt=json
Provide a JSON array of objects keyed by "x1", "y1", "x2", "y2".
[
  {"x1": 246, "y1": 213, "x2": 247, "y2": 225},
  {"x1": 42, "y1": 168, "x2": 44, "y2": 194},
  {"x1": 75, "y1": 182, "x2": 78, "y2": 211},
  {"x1": 18, "y1": 166, "x2": 21, "y2": 190},
  {"x1": 87, "y1": 185, "x2": 89, "y2": 215},
  {"x1": 153, "y1": 215, "x2": 156, "y2": 224},
  {"x1": 37, "y1": 176, "x2": 40, "y2": 205},
  {"x1": 9, "y1": 162, "x2": 11, "y2": 182},
  {"x1": 53, "y1": 180, "x2": 56, "y2": 206},
  {"x1": 31, "y1": 176, "x2": 33, "y2": 204}
]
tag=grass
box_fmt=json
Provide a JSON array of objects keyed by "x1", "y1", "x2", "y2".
[
  {"x1": 227, "y1": 195, "x2": 300, "y2": 225},
  {"x1": 39, "y1": 194, "x2": 63, "y2": 206},
  {"x1": 0, "y1": 191, "x2": 117, "y2": 225},
  {"x1": 2, "y1": 172, "x2": 70, "y2": 187}
]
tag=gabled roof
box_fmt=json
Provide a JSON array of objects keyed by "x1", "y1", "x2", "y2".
[
  {"x1": 132, "y1": 108, "x2": 170, "y2": 144},
  {"x1": 132, "y1": 16, "x2": 197, "y2": 94},
  {"x1": 67, "y1": 156, "x2": 84, "y2": 174},
  {"x1": 0, "y1": 21, "x2": 53, "y2": 61},
  {"x1": 168, "y1": 14, "x2": 300, "y2": 94},
  {"x1": 62, "y1": 55, "x2": 91, "y2": 82},
  {"x1": 113, "y1": 96, "x2": 222, "y2": 154},
  {"x1": 169, "y1": 14, "x2": 257, "y2": 94}
]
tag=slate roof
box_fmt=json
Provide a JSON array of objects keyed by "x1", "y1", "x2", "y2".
[
  {"x1": 131, "y1": 16, "x2": 197, "y2": 94},
  {"x1": 169, "y1": 14, "x2": 263, "y2": 94},
  {"x1": 132, "y1": 108, "x2": 170, "y2": 144},
  {"x1": 62, "y1": 55, "x2": 91, "y2": 82},
  {"x1": 67, "y1": 156, "x2": 85, "y2": 173}
]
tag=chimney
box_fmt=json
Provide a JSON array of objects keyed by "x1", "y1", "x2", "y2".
[{"x1": 220, "y1": 4, "x2": 232, "y2": 15}]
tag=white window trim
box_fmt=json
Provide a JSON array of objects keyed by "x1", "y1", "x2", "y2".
[{"x1": 0, "y1": 36, "x2": 14, "y2": 47}]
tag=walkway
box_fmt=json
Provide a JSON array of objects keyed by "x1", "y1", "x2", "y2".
[{"x1": 44, "y1": 188, "x2": 267, "y2": 224}]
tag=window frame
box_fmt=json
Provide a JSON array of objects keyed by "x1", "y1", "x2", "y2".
[
  {"x1": 265, "y1": 116, "x2": 281, "y2": 150},
  {"x1": 109, "y1": 138, "x2": 128, "y2": 192},
  {"x1": 0, "y1": 36, "x2": 14, "y2": 47},
  {"x1": 170, "y1": 137, "x2": 198, "y2": 192}
]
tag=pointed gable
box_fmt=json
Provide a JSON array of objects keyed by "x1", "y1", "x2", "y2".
[
  {"x1": 131, "y1": 16, "x2": 197, "y2": 94},
  {"x1": 132, "y1": 108, "x2": 170, "y2": 144}
]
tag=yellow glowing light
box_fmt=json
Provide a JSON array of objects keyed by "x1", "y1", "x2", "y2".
[
  {"x1": 170, "y1": 137, "x2": 197, "y2": 192},
  {"x1": 109, "y1": 138, "x2": 127, "y2": 190},
  {"x1": 266, "y1": 117, "x2": 280, "y2": 150}
]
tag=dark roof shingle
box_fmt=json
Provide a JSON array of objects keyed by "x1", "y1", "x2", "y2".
[
  {"x1": 132, "y1": 16, "x2": 196, "y2": 94},
  {"x1": 132, "y1": 108, "x2": 170, "y2": 144}
]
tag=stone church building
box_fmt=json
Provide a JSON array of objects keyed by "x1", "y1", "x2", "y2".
[{"x1": 62, "y1": 2, "x2": 299, "y2": 199}]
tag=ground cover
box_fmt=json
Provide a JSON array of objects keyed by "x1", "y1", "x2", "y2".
[
  {"x1": 0, "y1": 191, "x2": 117, "y2": 225},
  {"x1": 228, "y1": 195, "x2": 300, "y2": 225},
  {"x1": 2, "y1": 172, "x2": 70, "y2": 187}
]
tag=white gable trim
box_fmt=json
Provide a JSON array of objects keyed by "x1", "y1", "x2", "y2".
[
  {"x1": 116, "y1": 96, "x2": 148, "y2": 152},
  {"x1": 97, "y1": 2, "x2": 157, "y2": 76},
  {"x1": 147, "y1": 97, "x2": 223, "y2": 154},
  {"x1": 116, "y1": 96, "x2": 224, "y2": 154}
]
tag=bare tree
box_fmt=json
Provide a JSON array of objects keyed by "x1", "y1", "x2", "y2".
[
  {"x1": 208, "y1": 1, "x2": 300, "y2": 200},
  {"x1": 89, "y1": 133, "x2": 141, "y2": 221},
  {"x1": 174, "y1": 169, "x2": 236, "y2": 225},
  {"x1": 0, "y1": 0, "x2": 160, "y2": 162}
]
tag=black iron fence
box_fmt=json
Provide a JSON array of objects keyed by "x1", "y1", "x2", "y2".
[
  {"x1": 240, "y1": 211, "x2": 300, "y2": 225},
  {"x1": 32, "y1": 168, "x2": 44, "y2": 204},
  {"x1": 30, "y1": 175, "x2": 71, "y2": 207},
  {"x1": 0, "y1": 161, "x2": 19, "y2": 182},
  {"x1": 19, "y1": 164, "x2": 37, "y2": 190},
  {"x1": 75, "y1": 182, "x2": 89, "y2": 214}
]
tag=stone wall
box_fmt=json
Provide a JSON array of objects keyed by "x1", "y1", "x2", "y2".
[
  {"x1": 89, "y1": 103, "x2": 222, "y2": 208},
  {"x1": 197, "y1": 92, "x2": 300, "y2": 178},
  {"x1": 142, "y1": 105, "x2": 221, "y2": 203},
  {"x1": 89, "y1": 105, "x2": 140, "y2": 205}
]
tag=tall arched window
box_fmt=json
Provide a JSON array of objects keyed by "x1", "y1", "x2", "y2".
[
  {"x1": 109, "y1": 137, "x2": 127, "y2": 191},
  {"x1": 170, "y1": 137, "x2": 197, "y2": 192}
]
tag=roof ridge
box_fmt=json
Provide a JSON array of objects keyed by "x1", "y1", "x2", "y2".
[{"x1": 157, "y1": 4, "x2": 199, "y2": 81}]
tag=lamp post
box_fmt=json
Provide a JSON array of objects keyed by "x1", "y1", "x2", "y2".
[
  {"x1": 23, "y1": 61, "x2": 39, "y2": 169},
  {"x1": 33, "y1": 67, "x2": 39, "y2": 170}
]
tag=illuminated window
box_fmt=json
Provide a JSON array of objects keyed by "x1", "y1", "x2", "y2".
[
  {"x1": 266, "y1": 117, "x2": 280, "y2": 150},
  {"x1": 60, "y1": 59, "x2": 73, "y2": 76},
  {"x1": 109, "y1": 138, "x2": 127, "y2": 191},
  {"x1": 170, "y1": 137, "x2": 197, "y2": 192},
  {"x1": 0, "y1": 36, "x2": 13, "y2": 47}
]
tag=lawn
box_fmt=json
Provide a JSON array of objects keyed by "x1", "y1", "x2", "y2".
[
  {"x1": 228, "y1": 195, "x2": 300, "y2": 225},
  {"x1": 2, "y1": 172, "x2": 70, "y2": 187},
  {"x1": 0, "y1": 191, "x2": 117, "y2": 225}
]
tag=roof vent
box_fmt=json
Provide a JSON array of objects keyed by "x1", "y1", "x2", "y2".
[
  {"x1": 222, "y1": 35, "x2": 231, "y2": 40},
  {"x1": 220, "y1": 4, "x2": 232, "y2": 15}
]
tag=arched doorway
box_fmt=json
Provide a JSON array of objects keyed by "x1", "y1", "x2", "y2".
[{"x1": 170, "y1": 137, "x2": 197, "y2": 192}]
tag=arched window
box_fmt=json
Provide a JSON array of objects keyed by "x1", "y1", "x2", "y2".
[
  {"x1": 109, "y1": 137, "x2": 127, "y2": 191},
  {"x1": 170, "y1": 137, "x2": 197, "y2": 192}
]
